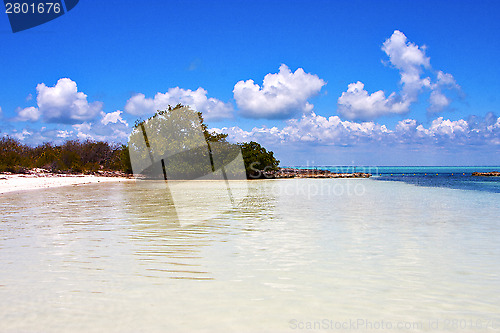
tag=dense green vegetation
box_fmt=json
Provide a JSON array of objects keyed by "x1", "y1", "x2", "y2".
[
  {"x1": 240, "y1": 141, "x2": 280, "y2": 178},
  {"x1": 0, "y1": 104, "x2": 279, "y2": 178},
  {"x1": 0, "y1": 137, "x2": 131, "y2": 174}
]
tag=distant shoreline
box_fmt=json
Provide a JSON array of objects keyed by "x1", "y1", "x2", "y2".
[
  {"x1": 2, "y1": 167, "x2": 498, "y2": 195},
  {"x1": 260, "y1": 168, "x2": 372, "y2": 179}
]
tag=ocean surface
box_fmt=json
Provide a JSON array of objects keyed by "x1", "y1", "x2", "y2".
[
  {"x1": 1, "y1": 170, "x2": 499, "y2": 332},
  {"x1": 302, "y1": 166, "x2": 500, "y2": 193}
]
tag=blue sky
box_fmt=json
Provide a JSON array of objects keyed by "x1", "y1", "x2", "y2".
[{"x1": 1, "y1": 0, "x2": 499, "y2": 166}]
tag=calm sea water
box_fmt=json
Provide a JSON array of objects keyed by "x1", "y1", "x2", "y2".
[
  {"x1": 1, "y1": 177, "x2": 499, "y2": 332},
  {"x1": 304, "y1": 166, "x2": 500, "y2": 193}
]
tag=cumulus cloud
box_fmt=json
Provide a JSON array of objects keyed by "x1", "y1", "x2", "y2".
[
  {"x1": 428, "y1": 91, "x2": 451, "y2": 113},
  {"x1": 468, "y1": 112, "x2": 498, "y2": 132},
  {"x1": 338, "y1": 81, "x2": 409, "y2": 120},
  {"x1": 11, "y1": 127, "x2": 77, "y2": 145},
  {"x1": 124, "y1": 93, "x2": 155, "y2": 116},
  {"x1": 5, "y1": 110, "x2": 130, "y2": 145},
  {"x1": 124, "y1": 87, "x2": 233, "y2": 121},
  {"x1": 11, "y1": 78, "x2": 104, "y2": 124},
  {"x1": 15, "y1": 106, "x2": 41, "y2": 122},
  {"x1": 100, "y1": 110, "x2": 128, "y2": 126},
  {"x1": 7, "y1": 78, "x2": 133, "y2": 143},
  {"x1": 428, "y1": 71, "x2": 461, "y2": 113},
  {"x1": 338, "y1": 30, "x2": 460, "y2": 120},
  {"x1": 395, "y1": 119, "x2": 418, "y2": 132},
  {"x1": 72, "y1": 121, "x2": 128, "y2": 142},
  {"x1": 382, "y1": 30, "x2": 430, "y2": 82},
  {"x1": 233, "y1": 64, "x2": 326, "y2": 119},
  {"x1": 429, "y1": 117, "x2": 468, "y2": 137},
  {"x1": 35, "y1": 78, "x2": 103, "y2": 123},
  {"x1": 10, "y1": 129, "x2": 33, "y2": 141},
  {"x1": 73, "y1": 111, "x2": 130, "y2": 141},
  {"x1": 487, "y1": 116, "x2": 500, "y2": 145},
  {"x1": 215, "y1": 112, "x2": 390, "y2": 146},
  {"x1": 435, "y1": 71, "x2": 458, "y2": 87},
  {"x1": 214, "y1": 113, "x2": 500, "y2": 147}
]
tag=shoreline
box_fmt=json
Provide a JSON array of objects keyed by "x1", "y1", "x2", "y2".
[
  {"x1": 0, "y1": 167, "x2": 372, "y2": 194},
  {"x1": 0, "y1": 171, "x2": 135, "y2": 195},
  {"x1": 3, "y1": 168, "x2": 496, "y2": 194}
]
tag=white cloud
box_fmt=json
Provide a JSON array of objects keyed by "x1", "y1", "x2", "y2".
[
  {"x1": 338, "y1": 30, "x2": 460, "y2": 120},
  {"x1": 4, "y1": 110, "x2": 131, "y2": 145},
  {"x1": 214, "y1": 112, "x2": 500, "y2": 148},
  {"x1": 487, "y1": 117, "x2": 500, "y2": 131},
  {"x1": 435, "y1": 71, "x2": 458, "y2": 87},
  {"x1": 73, "y1": 111, "x2": 130, "y2": 142},
  {"x1": 395, "y1": 119, "x2": 418, "y2": 132},
  {"x1": 16, "y1": 106, "x2": 41, "y2": 122},
  {"x1": 429, "y1": 117, "x2": 468, "y2": 137},
  {"x1": 35, "y1": 78, "x2": 103, "y2": 123},
  {"x1": 233, "y1": 64, "x2": 326, "y2": 119},
  {"x1": 100, "y1": 110, "x2": 128, "y2": 126},
  {"x1": 124, "y1": 87, "x2": 233, "y2": 121},
  {"x1": 216, "y1": 112, "x2": 390, "y2": 146},
  {"x1": 0, "y1": 106, "x2": 2, "y2": 118},
  {"x1": 72, "y1": 119, "x2": 130, "y2": 142},
  {"x1": 428, "y1": 71, "x2": 461, "y2": 113},
  {"x1": 73, "y1": 123, "x2": 92, "y2": 141},
  {"x1": 10, "y1": 129, "x2": 33, "y2": 141},
  {"x1": 283, "y1": 112, "x2": 390, "y2": 145},
  {"x1": 428, "y1": 91, "x2": 451, "y2": 113},
  {"x1": 56, "y1": 130, "x2": 71, "y2": 138},
  {"x1": 72, "y1": 121, "x2": 129, "y2": 142},
  {"x1": 487, "y1": 117, "x2": 500, "y2": 145},
  {"x1": 382, "y1": 30, "x2": 430, "y2": 75},
  {"x1": 382, "y1": 30, "x2": 434, "y2": 103},
  {"x1": 337, "y1": 81, "x2": 410, "y2": 120},
  {"x1": 124, "y1": 93, "x2": 155, "y2": 116}
]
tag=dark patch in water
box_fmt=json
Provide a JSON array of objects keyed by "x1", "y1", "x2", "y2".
[{"x1": 374, "y1": 173, "x2": 500, "y2": 193}]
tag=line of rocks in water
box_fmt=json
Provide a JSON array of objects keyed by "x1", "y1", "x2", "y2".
[
  {"x1": 471, "y1": 171, "x2": 500, "y2": 177},
  {"x1": 261, "y1": 168, "x2": 372, "y2": 179}
]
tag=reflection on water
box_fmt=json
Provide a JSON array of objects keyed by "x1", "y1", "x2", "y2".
[{"x1": 0, "y1": 179, "x2": 499, "y2": 332}]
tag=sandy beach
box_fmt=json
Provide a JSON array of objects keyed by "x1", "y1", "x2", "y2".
[{"x1": 0, "y1": 173, "x2": 135, "y2": 195}]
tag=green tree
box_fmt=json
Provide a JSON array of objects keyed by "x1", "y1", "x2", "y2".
[
  {"x1": 0, "y1": 137, "x2": 132, "y2": 174},
  {"x1": 0, "y1": 136, "x2": 32, "y2": 172},
  {"x1": 128, "y1": 104, "x2": 279, "y2": 179},
  {"x1": 128, "y1": 104, "x2": 221, "y2": 179},
  {"x1": 239, "y1": 141, "x2": 280, "y2": 178},
  {"x1": 33, "y1": 143, "x2": 60, "y2": 170}
]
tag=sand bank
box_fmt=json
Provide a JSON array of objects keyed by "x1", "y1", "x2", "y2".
[{"x1": 0, "y1": 174, "x2": 135, "y2": 195}]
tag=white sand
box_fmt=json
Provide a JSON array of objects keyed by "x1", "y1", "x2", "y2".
[{"x1": 0, "y1": 174, "x2": 135, "y2": 195}]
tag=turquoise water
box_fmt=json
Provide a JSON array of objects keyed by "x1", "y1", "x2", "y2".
[
  {"x1": 294, "y1": 166, "x2": 500, "y2": 193},
  {"x1": 373, "y1": 167, "x2": 500, "y2": 193},
  {"x1": 1, "y1": 179, "x2": 499, "y2": 332}
]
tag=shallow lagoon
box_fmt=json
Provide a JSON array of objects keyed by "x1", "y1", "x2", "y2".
[{"x1": 1, "y1": 178, "x2": 499, "y2": 332}]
